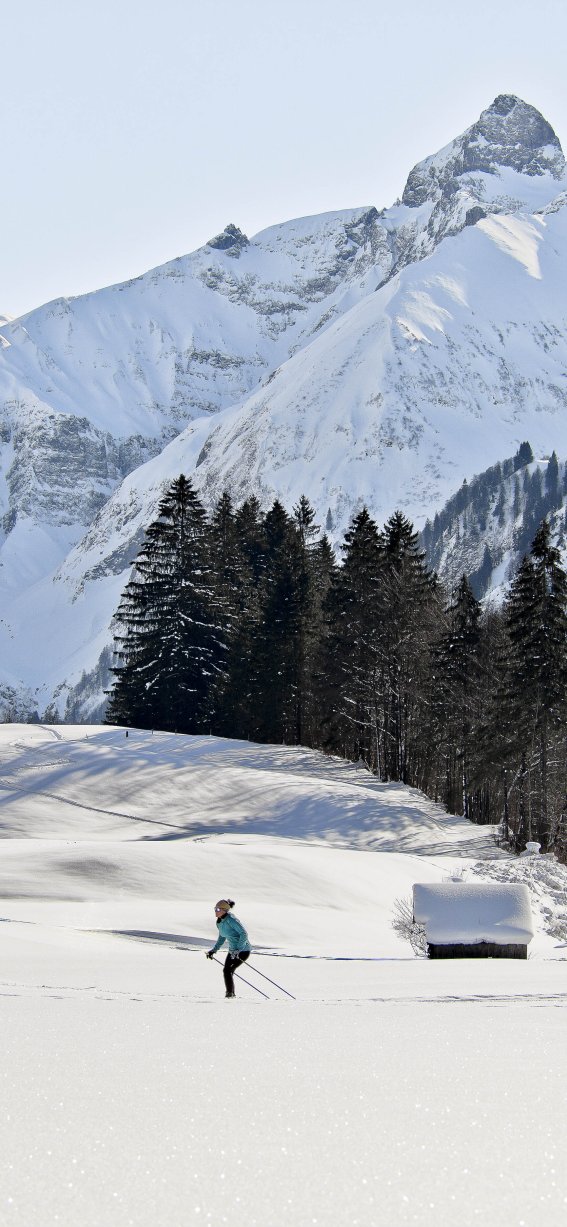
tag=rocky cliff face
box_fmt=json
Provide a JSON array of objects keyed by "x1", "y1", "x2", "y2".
[
  {"x1": 402, "y1": 95, "x2": 565, "y2": 209},
  {"x1": 393, "y1": 95, "x2": 566, "y2": 272},
  {"x1": 0, "y1": 95, "x2": 566, "y2": 718}
]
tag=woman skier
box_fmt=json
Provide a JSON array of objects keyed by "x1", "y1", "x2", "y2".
[{"x1": 206, "y1": 899, "x2": 252, "y2": 998}]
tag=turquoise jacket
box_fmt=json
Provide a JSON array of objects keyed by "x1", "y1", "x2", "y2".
[{"x1": 211, "y1": 913, "x2": 251, "y2": 955}]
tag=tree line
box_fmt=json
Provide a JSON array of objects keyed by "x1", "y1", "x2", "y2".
[{"x1": 106, "y1": 474, "x2": 567, "y2": 860}]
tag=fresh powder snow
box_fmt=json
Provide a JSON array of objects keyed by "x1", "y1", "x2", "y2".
[
  {"x1": 412, "y1": 881, "x2": 535, "y2": 945},
  {"x1": 1, "y1": 724, "x2": 566, "y2": 1226}
]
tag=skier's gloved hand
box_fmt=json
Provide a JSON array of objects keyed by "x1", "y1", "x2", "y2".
[{"x1": 206, "y1": 950, "x2": 215, "y2": 959}]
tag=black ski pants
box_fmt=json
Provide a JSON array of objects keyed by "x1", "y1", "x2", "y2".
[{"x1": 224, "y1": 950, "x2": 250, "y2": 995}]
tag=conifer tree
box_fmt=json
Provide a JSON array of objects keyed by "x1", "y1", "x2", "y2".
[
  {"x1": 431, "y1": 575, "x2": 485, "y2": 819},
  {"x1": 377, "y1": 511, "x2": 440, "y2": 785},
  {"x1": 250, "y1": 499, "x2": 308, "y2": 744},
  {"x1": 501, "y1": 552, "x2": 541, "y2": 846},
  {"x1": 291, "y1": 496, "x2": 326, "y2": 744},
  {"x1": 321, "y1": 508, "x2": 382, "y2": 765},
  {"x1": 209, "y1": 495, "x2": 267, "y2": 739},
  {"x1": 210, "y1": 492, "x2": 239, "y2": 619},
  {"x1": 107, "y1": 475, "x2": 224, "y2": 733},
  {"x1": 208, "y1": 491, "x2": 240, "y2": 719},
  {"x1": 545, "y1": 451, "x2": 560, "y2": 503},
  {"x1": 502, "y1": 520, "x2": 567, "y2": 849},
  {"x1": 514, "y1": 441, "x2": 534, "y2": 469},
  {"x1": 307, "y1": 533, "x2": 337, "y2": 745}
]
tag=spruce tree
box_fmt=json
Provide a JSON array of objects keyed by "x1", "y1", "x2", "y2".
[
  {"x1": 107, "y1": 475, "x2": 223, "y2": 733},
  {"x1": 217, "y1": 496, "x2": 268, "y2": 739},
  {"x1": 502, "y1": 553, "x2": 540, "y2": 846},
  {"x1": 514, "y1": 441, "x2": 534, "y2": 470},
  {"x1": 321, "y1": 508, "x2": 382, "y2": 766},
  {"x1": 377, "y1": 511, "x2": 440, "y2": 785},
  {"x1": 207, "y1": 491, "x2": 241, "y2": 722},
  {"x1": 502, "y1": 520, "x2": 567, "y2": 849},
  {"x1": 308, "y1": 533, "x2": 337, "y2": 746},
  {"x1": 292, "y1": 496, "x2": 326, "y2": 744},
  {"x1": 250, "y1": 500, "x2": 308, "y2": 744},
  {"x1": 432, "y1": 575, "x2": 485, "y2": 819}
]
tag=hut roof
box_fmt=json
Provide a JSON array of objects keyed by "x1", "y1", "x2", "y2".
[{"x1": 413, "y1": 882, "x2": 534, "y2": 946}]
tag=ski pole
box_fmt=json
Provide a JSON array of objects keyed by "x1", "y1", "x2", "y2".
[
  {"x1": 210, "y1": 955, "x2": 269, "y2": 999},
  {"x1": 247, "y1": 962, "x2": 296, "y2": 1000}
]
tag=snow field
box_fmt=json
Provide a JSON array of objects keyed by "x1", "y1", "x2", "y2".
[
  {"x1": 1, "y1": 725, "x2": 567, "y2": 1226},
  {"x1": 3, "y1": 996, "x2": 566, "y2": 1227}
]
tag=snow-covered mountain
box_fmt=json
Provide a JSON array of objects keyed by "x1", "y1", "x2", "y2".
[{"x1": 1, "y1": 94, "x2": 567, "y2": 718}]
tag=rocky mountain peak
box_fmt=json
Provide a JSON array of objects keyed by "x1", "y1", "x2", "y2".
[
  {"x1": 206, "y1": 223, "x2": 250, "y2": 256},
  {"x1": 463, "y1": 95, "x2": 564, "y2": 177},
  {"x1": 402, "y1": 95, "x2": 565, "y2": 208}
]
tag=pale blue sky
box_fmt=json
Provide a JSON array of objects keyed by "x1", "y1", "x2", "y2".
[{"x1": 3, "y1": 0, "x2": 566, "y2": 318}]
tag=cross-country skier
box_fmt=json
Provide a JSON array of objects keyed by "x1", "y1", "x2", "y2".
[{"x1": 206, "y1": 899, "x2": 252, "y2": 998}]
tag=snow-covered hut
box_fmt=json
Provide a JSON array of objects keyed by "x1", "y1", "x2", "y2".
[{"x1": 412, "y1": 882, "x2": 534, "y2": 959}]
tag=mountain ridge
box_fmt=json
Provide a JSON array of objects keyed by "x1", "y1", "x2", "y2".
[{"x1": 1, "y1": 94, "x2": 567, "y2": 718}]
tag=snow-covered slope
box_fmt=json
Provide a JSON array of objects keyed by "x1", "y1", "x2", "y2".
[
  {"x1": 1, "y1": 724, "x2": 563, "y2": 935},
  {"x1": 1, "y1": 724, "x2": 564, "y2": 963},
  {"x1": 422, "y1": 447, "x2": 567, "y2": 598},
  {"x1": 1, "y1": 95, "x2": 567, "y2": 715}
]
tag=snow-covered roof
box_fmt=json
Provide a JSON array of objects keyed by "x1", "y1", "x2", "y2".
[{"x1": 413, "y1": 882, "x2": 534, "y2": 945}]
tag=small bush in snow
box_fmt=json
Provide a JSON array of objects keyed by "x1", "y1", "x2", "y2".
[{"x1": 392, "y1": 896, "x2": 428, "y2": 956}]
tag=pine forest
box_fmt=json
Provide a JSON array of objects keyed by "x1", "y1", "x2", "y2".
[{"x1": 106, "y1": 473, "x2": 567, "y2": 862}]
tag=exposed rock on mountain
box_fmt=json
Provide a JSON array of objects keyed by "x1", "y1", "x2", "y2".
[
  {"x1": 402, "y1": 95, "x2": 565, "y2": 209},
  {"x1": 207, "y1": 223, "x2": 251, "y2": 254}
]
